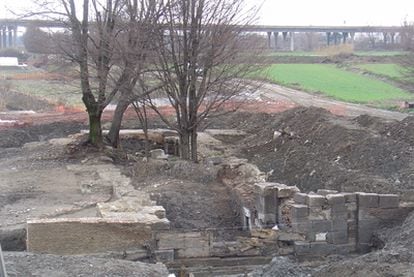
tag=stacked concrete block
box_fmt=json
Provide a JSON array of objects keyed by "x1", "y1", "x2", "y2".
[
  {"x1": 356, "y1": 192, "x2": 406, "y2": 253},
  {"x1": 255, "y1": 183, "x2": 279, "y2": 227},
  {"x1": 254, "y1": 183, "x2": 299, "y2": 229}
]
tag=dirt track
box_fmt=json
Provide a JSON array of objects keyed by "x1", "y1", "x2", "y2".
[{"x1": 258, "y1": 82, "x2": 408, "y2": 121}]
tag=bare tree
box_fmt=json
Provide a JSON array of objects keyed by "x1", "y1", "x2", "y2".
[
  {"x1": 145, "y1": 0, "x2": 261, "y2": 161},
  {"x1": 106, "y1": 0, "x2": 163, "y2": 148},
  {"x1": 30, "y1": 0, "x2": 145, "y2": 147}
]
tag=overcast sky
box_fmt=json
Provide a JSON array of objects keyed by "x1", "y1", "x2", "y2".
[{"x1": 2, "y1": 0, "x2": 414, "y2": 26}]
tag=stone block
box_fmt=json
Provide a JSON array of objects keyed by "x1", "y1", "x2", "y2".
[
  {"x1": 278, "y1": 231, "x2": 305, "y2": 242},
  {"x1": 157, "y1": 232, "x2": 211, "y2": 258},
  {"x1": 290, "y1": 204, "x2": 309, "y2": 219},
  {"x1": 155, "y1": 249, "x2": 175, "y2": 262},
  {"x1": 306, "y1": 194, "x2": 326, "y2": 207},
  {"x1": 277, "y1": 185, "x2": 300, "y2": 199},
  {"x1": 306, "y1": 232, "x2": 327, "y2": 242},
  {"x1": 327, "y1": 231, "x2": 348, "y2": 245},
  {"x1": 379, "y1": 194, "x2": 399, "y2": 209},
  {"x1": 326, "y1": 194, "x2": 345, "y2": 206},
  {"x1": 293, "y1": 193, "x2": 308, "y2": 205},
  {"x1": 343, "y1": 193, "x2": 357, "y2": 203},
  {"x1": 311, "y1": 220, "x2": 331, "y2": 233},
  {"x1": 331, "y1": 219, "x2": 347, "y2": 232},
  {"x1": 331, "y1": 204, "x2": 347, "y2": 213},
  {"x1": 309, "y1": 242, "x2": 335, "y2": 256},
  {"x1": 294, "y1": 241, "x2": 311, "y2": 255},
  {"x1": 27, "y1": 218, "x2": 156, "y2": 255},
  {"x1": 316, "y1": 189, "x2": 338, "y2": 196},
  {"x1": 308, "y1": 206, "x2": 326, "y2": 220},
  {"x1": 333, "y1": 243, "x2": 356, "y2": 254},
  {"x1": 291, "y1": 222, "x2": 309, "y2": 234},
  {"x1": 357, "y1": 193, "x2": 379, "y2": 208}
]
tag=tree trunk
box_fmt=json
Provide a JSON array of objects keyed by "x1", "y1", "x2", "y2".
[
  {"x1": 107, "y1": 98, "x2": 130, "y2": 148},
  {"x1": 190, "y1": 129, "x2": 198, "y2": 162},
  {"x1": 88, "y1": 112, "x2": 103, "y2": 146},
  {"x1": 180, "y1": 131, "x2": 191, "y2": 160}
]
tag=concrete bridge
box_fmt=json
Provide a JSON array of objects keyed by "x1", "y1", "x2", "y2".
[{"x1": 0, "y1": 18, "x2": 404, "y2": 50}]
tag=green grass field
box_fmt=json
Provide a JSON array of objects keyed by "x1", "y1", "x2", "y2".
[
  {"x1": 354, "y1": 63, "x2": 404, "y2": 79},
  {"x1": 261, "y1": 64, "x2": 413, "y2": 104}
]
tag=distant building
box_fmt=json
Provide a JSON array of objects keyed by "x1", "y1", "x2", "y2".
[{"x1": 0, "y1": 57, "x2": 19, "y2": 67}]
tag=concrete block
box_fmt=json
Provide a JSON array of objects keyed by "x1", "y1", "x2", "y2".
[
  {"x1": 334, "y1": 243, "x2": 356, "y2": 254},
  {"x1": 331, "y1": 204, "x2": 347, "y2": 213},
  {"x1": 331, "y1": 219, "x2": 347, "y2": 232},
  {"x1": 157, "y1": 232, "x2": 211, "y2": 258},
  {"x1": 311, "y1": 220, "x2": 331, "y2": 233},
  {"x1": 357, "y1": 193, "x2": 379, "y2": 208},
  {"x1": 294, "y1": 241, "x2": 311, "y2": 255},
  {"x1": 316, "y1": 189, "x2": 338, "y2": 196},
  {"x1": 290, "y1": 204, "x2": 309, "y2": 219},
  {"x1": 277, "y1": 185, "x2": 300, "y2": 199},
  {"x1": 308, "y1": 206, "x2": 326, "y2": 220},
  {"x1": 327, "y1": 231, "x2": 348, "y2": 245},
  {"x1": 27, "y1": 218, "x2": 156, "y2": 255},
  {"x1": 291, "y1": 222, "x2": 309, "y2": 234},
  {"x1": 347, "y1": 220, "x2": 357, "y2": 238},
  {"x1": 306, "y1": 232, "x2": 327, "y2": 242},
  {"x1": 278, "y1": 231, "x2": 305, "y2": 242},
  {"x1": 309, "y1": 242, "x2": 335, "y2": 256},
  {"x1": 155, "y1": 249, "x2": 175, "y2": 262},
  {"x1": 343, "y1": 193, "x2": 357, "y2": 203},
  {"x1": 306, "y1": 194, "x2": 326, "y2": 207},
  {"x1": 326, "y1": 194, "x2": 345, "y2": 206},
  {"x1": 293, "y1": 193, "x2": 308, "y2": 205},
  {"x1": 379, "y1": 194, "x2": 399, "y2": 209}
]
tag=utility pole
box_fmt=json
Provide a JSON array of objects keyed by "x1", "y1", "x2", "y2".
[{"x1": 0, "y1": 244, "x2": 7, "y2": 277}]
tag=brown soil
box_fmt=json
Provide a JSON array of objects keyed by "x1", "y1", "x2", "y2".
[{"x1": 210, "y1": 107, "x2": 414, "y2": 195}]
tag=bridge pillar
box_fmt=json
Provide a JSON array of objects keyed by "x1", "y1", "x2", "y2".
[
  {"x1": 1, "y1": 26, "x2": 6, "y2": 49},
  {"x1": 273, "y1": 32, "x2": 279, "y2": 49},
  {"x1": 350, "y1": 32, "x2": 355, "y2": 44},
  {"x1": 342, "y1": 32, "x2": 348, "y2": 44},
  {"x1": 290, "y1": 32, "x2": 295, "y2": 51},
  {"x1": 12, "y1": 26, "x2": 17, "y2": 47},
  {"x1": 333, "y1": 32, "x2": 338, "y2": 45},
  {"x1": 8, "y1": 26, "x2": 13, "y2": 48},
  {"x1": 383, "y1": 32, "x2": 388, "y2": 45},
  {"x1": 267, "y1": 32, "x2": 272, "y2": 49},
  {"x1": 326, "y1": 32, "x2": 331, "y2": 45},
  {"x1": 390, "y1": 32, "x2": 395, "y2": 44}
]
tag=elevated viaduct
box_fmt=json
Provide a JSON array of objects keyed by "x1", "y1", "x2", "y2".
[{"x1": 0, "y1": 18, "x2": 404, "y2": 51}]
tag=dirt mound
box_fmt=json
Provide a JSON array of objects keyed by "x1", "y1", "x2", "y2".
[
  {"x1": 0, "y1": 121, "x2": 85, "y2": 148},
  {"x1": 233, "y1": 107, "x2": 414, "y2": 194},
  {"x1": 0, "y1": 90, "x2": 54, "y2": 112},
  {"x1": 3, "y1": 252, "x2": 169, "y2": 276}
]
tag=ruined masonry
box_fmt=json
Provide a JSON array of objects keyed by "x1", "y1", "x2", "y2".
[{"x1": 238, "y1": 182, "x2": 414, "y2": 257}]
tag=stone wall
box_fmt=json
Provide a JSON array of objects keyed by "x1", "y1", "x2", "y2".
[{"x1": 236, "y1": 183, "x2": 414, "y2": 257}]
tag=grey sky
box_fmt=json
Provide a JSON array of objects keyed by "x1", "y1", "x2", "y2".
[{"x1": 2, "y1": 0, "x2": 414, "y2": 26}]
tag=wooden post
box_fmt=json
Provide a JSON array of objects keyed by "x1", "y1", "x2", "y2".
[{"x1": 0, "y1": 244, "x2": 7, "y2": 277}]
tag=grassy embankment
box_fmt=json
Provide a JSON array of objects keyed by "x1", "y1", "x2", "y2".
[
  {"x1": 259, "y1": 64, "x2": 414, "y2": 107},
  {"x1": 0, "y1": 69, "x2": 82, "y2": 107}
]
